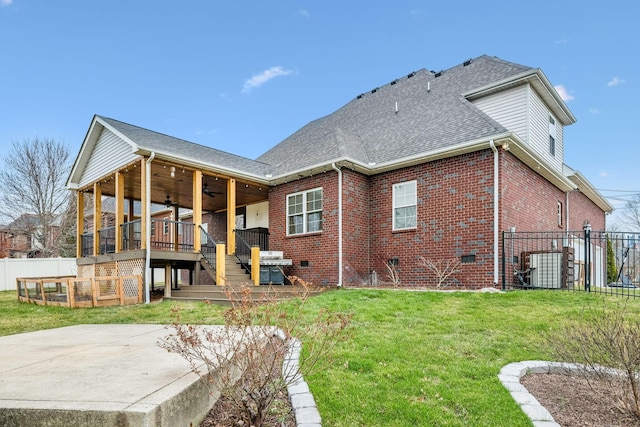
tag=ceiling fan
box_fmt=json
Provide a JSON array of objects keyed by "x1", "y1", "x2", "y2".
[
  {"x1": 202, "y1": 183, "x2": 223, "y2": 197},
  {"x1": 164, "y1": 195, "x2": 177, "y2": 207}
]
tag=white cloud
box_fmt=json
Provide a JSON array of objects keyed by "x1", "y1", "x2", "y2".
[
  {"x1": 242, "y1": 66, "x2": 293, "y2": 93},
  {"x1": 298, "y1": 9, "x2": 310, "y2": 18},
  {"x1": 607, "y1": 76, "x2": 626, "y2": 87},
  {"x1": 589, "y1": 107, "x2": 600, "y2": 114},
  {"x1": 554, "y1": 84, "x2": 574, "y2": 102},
  {"x1": 1, "y1": 0, "x2": 13, "y2": 6},
  {"x1": 554, "y1": 39, "x2": 568, "y2": 45},
  {"x1": 600, "y1": 172, "x2": 608, "y2": 177}
]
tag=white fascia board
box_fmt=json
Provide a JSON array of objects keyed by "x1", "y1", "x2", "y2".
[
  {"x1": 506, "y1": 136, "x2": 576, "y2": 192},
  {"x1": 564, "y1": 166, "x2": 615, "y2": 212}
]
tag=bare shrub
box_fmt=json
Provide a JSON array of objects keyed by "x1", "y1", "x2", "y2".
[
  {"x1": 418, "y1": 256, "x2": 461, "y2": 288},
  {"x1": 160, "y1": 277, "x2": 351, "y2": 427},
  {"x1": 546, "y1": 302, "x2": 640, "y2": 419},
  {"x1": 385, "y1": 261, "x2": 401, "y2": 287}
]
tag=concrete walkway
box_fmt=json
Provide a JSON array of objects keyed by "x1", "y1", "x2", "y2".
[{"x1": 0, "y1": 324, "x2": 227, "y2": 426}]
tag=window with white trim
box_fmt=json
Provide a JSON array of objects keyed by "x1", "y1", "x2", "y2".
[
  {"x1": 393, "y1": 180, "x2": 417, "y2": 230},
  {"x1": 287, "y1": 188, "x2": 323, "y2": 235},
  {"x1": 163, "y1": 216, "x2": 170, "y2": 235},
  {"x1": 549, "y1": 115, "x2": 556, "y2": 156},
  {"x1": 557, "y1": 201, "x2": 563, "y2": 227}
]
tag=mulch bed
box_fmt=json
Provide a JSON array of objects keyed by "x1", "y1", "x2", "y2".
[{"x1": 521, "y1": 373, "x2": 640, "y2": 427}]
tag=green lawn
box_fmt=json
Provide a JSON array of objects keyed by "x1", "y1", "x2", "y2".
[{"x1": 1, "y1": 288, "x2": 636, "y2": 426}]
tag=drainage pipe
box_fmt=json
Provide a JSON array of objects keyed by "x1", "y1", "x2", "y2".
[
  {"x1": 145, "y1": 151, "x2": 155, "y2": 304},
  {"x1": 331, "y1": 162, "x2": 343, "y2": 287},
  {"x1": 489, "y1": 140, "x2": 499, "y2": 285}
]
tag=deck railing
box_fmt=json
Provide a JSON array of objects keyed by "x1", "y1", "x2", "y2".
[
  {"x1": 200, "y1": 225, "x2": 217, "y2": 268},
  {"x1": 150, "y1": 219, "x2": 194, "y2": 252},
  {"x1": 120, "y1": 219, "x2": 142, "y2": 251},
  {"x1": 16, "y1": 275, "x2": 143, "y2": 308}
]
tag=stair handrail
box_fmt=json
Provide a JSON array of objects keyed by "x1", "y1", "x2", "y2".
[
  {"x1": 199, "y1": 226, "x2": 217, "y2": 270},
  {"x1": 234, "y1": 230, "x2": 253, "y2": 273}
]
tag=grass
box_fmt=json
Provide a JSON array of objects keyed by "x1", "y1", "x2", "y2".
[{"x1": 2, "y1": 288, "x2": 639, "y2": 426}]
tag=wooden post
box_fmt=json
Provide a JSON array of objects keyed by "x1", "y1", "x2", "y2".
[
  {"x1": 227, "y1": 178, "x2": 236, "y2": 255},
  {"x1": 164, "y1": 264, "x2": 172, "y2": 298},
  {"x1": 115, "y1": 171, "x2": 124, "y2": 253},
  {"x1": 68, "y1": 278, "x2": 76, "y2": 308},
  {"x1": 93, "y1": 182, "x2": 102, "y2": 256},
  {"x1": 140, "y1": 158, "x2": 147, "y2": 250},
  {"x1": 91, "y1": 277, "x2": 97, "y2": 307},
  {"x1": 193, "y1": 170, "x2": 202, "y2": 252},
  {"x1": 216, "y1": 243, "x2": 225, "y2": 286},
  {"x1": 76, "y1": 191, "x2": 84, "y2": 258},
  {"x1": 251, "y1": 246, "x2": 260, "y2": 286}
]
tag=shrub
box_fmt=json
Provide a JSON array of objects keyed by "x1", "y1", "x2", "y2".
[
  {"x1": 546, "y1": 302, "x2": 640, "y2": 419},
  {"x1": 160, "y1": 277, "x2": 351, "y2": 426}
]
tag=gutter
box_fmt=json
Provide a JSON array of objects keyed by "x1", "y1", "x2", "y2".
[
  {"x1": 331, "y1": 162, "x2": 343, "y2": 287},
  {"x1": 145, "y1": 151, "x2": 155, "y2": 304},
  {"x1": 489, "y1": 140, "x2": 499, "y2": 285}
]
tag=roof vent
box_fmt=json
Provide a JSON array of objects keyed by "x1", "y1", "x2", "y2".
[
  {"x1": 390, "y1": 79, "x2": 398, "y2": 85},
  {"x1": 430, "y1": 70, "x2": 436, "y2": 74},
  {"x1": 407, "y1": 71, "x2": 416, "y2": 78},
  {"x1": 463, "y1": 58, "x2": 472, "y2": 66},
  {"x1": 434, "y1": 70, "x2": 443, "y2": 78},
  {"x1": 371, "y1": 88, "x2": 378, "y2": 94},
  {"x1": 357, "y1": 94, "x2": 364, "y2": 99}
]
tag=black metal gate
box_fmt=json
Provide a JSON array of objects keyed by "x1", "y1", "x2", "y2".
[{"x1": 502, "y1": 227, "x2": 640, "y2": 298}]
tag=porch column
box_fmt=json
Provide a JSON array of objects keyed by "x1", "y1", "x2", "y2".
[
  {"x1": 251, "y1": 246, "x2": 260, "y2": 286},
  {"x1": 227, "y1": 178, "x2": 236, "y2": 255},
  {"x1": 216, "y1": 243, "x2": 226, "y2": 286},
  {"x1": 193, "y1": 170, "x2": 202, "y2": 252},
  {"x1": 115, "y1": 171, "x2": 124, "y2": 253},
  {"x1": 76, "y1": 191, "x2": 84, "y2": 258},
  {"x1": 93, "y1": 182, "x2": 102, "y2": 256},
  {"x1": 140, "y1": 158, "x2": 147, "y2": 250}
]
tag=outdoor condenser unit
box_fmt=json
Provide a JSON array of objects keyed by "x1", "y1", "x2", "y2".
[{"x1": 528, "y1": 252, "x2": 563, "y2": 288}]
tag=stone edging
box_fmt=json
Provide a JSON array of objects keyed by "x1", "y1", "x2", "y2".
[
  {"x1": 279, "y1": 331, "x2": 322, "y2": 427},
  {"x1": 499, "y1": 360, "x2": 584, "y2": 427}
]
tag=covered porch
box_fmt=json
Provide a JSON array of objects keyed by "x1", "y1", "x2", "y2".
[{"x1": 67, "y1": 116, "x2": 287, "y2": 302}]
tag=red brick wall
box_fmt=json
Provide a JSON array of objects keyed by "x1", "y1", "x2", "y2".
[
  {"x1": 267, "y1": 149, "x2": 608, "y2": 289},
  {"x1": 567, "y1": 191, "x2": 606, "y2": 232},
  {"x1": 268, "y1": 172, "x2": 340, "y2": 286},
  {"x1": 370, "y1": 151, "x2": 495, "y2": 287},
  {"x1": 499, "y1": 151, "x2": 567, "y2": 233}
]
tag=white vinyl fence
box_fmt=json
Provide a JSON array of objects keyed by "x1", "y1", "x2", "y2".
[{"x1": 0, "y1": 258, "x2": 77, "y2": 292}]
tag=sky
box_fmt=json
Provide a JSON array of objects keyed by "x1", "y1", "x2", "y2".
[{"x1": 0, "y1": 0, "x2": 637, "y2": 227}]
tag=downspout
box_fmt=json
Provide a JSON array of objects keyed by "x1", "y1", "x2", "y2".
[
  {"x1": 145, "y1": 151, "x2": 155, "y2": 304},
  {"x1": 489, "y1": 140, "x2": 499, "y2": 285},
  {"x1": 331, "y1": 162, "x2": 343, "y2": 287}
]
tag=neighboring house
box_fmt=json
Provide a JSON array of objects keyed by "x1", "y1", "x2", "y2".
[
  {"x1": 0, "y1": 214, "x2": 65, "y2": 258},
  {"x1": 66, "y1": 55, "x2": 613, "y2": 292}
]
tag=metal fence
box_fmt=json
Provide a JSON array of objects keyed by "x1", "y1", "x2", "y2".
[{"x1": 502, "y1": 228, "x2": 640, "y2": 298}]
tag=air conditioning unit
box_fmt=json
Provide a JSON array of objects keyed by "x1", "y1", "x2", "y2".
[{"x1": 529, "y1": 252, "x2": 563, "y2": 288}]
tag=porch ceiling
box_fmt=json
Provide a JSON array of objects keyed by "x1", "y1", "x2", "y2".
[{"x1": 92, "y1": 161, "x2": 269, "y2": 212}]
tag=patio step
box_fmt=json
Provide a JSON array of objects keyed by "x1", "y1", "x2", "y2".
[{"x1": 166, "y1": 284, "x2": 303, "y2": 304}]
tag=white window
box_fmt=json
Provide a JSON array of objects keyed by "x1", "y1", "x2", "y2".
[
  {"x1": 549, "y1": 115, "x2": 556, "y2": 156},
  {"x1": 557, "y1": 201, "x2": 563, "y2": 227},
  {"x1": 287, "y1": 188, "x2": 323, "y2": 235},
  {"x1": 163, "y1": 217, "x2": 169, "y2": 235},
  {"x1": 393, "y1": 181, "x2": 417, "y2": 230}
]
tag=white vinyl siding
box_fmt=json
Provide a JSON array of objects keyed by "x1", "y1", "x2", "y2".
[
  {"x1": 79, "y1": 128, "x2": 138, "y2": 188},
  {"x1": 529, "y1": 88, "x2": 563, "y2": 170},
  {"x1": 287, "y1": 188, "x2": 323, "y2": 235},
  {"x1": 393, "y1": 181, "x2": 417, "y2": 231},
  {"x1": 472, "y1": 85, "x2": 528, "y2": 142},
  {"x1": 472, "y1": 84, "x2": 563, "y2": 173}
]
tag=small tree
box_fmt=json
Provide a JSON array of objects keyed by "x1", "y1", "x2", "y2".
[
  {"x1": 160, "y1": 277, "x2": 351, "y2": 426},
  {"x1": 607, "y1": 236, "x2": 618, "y2": 284},
  {"x1": 0, "y1": 138, "x2": 73, "y2": 257}
]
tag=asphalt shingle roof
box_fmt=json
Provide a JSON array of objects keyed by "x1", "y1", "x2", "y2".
[
  {"x1": 257, "y1": 55, "x2": 532, "y2": 175},
  {"x1": 97, "y1": 116, "x2": 271, "y2": 177}
]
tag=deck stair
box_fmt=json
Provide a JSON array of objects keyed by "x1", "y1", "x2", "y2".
[{"x1": 168, "y1": 254, "x2": 298, "y2": 303}]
